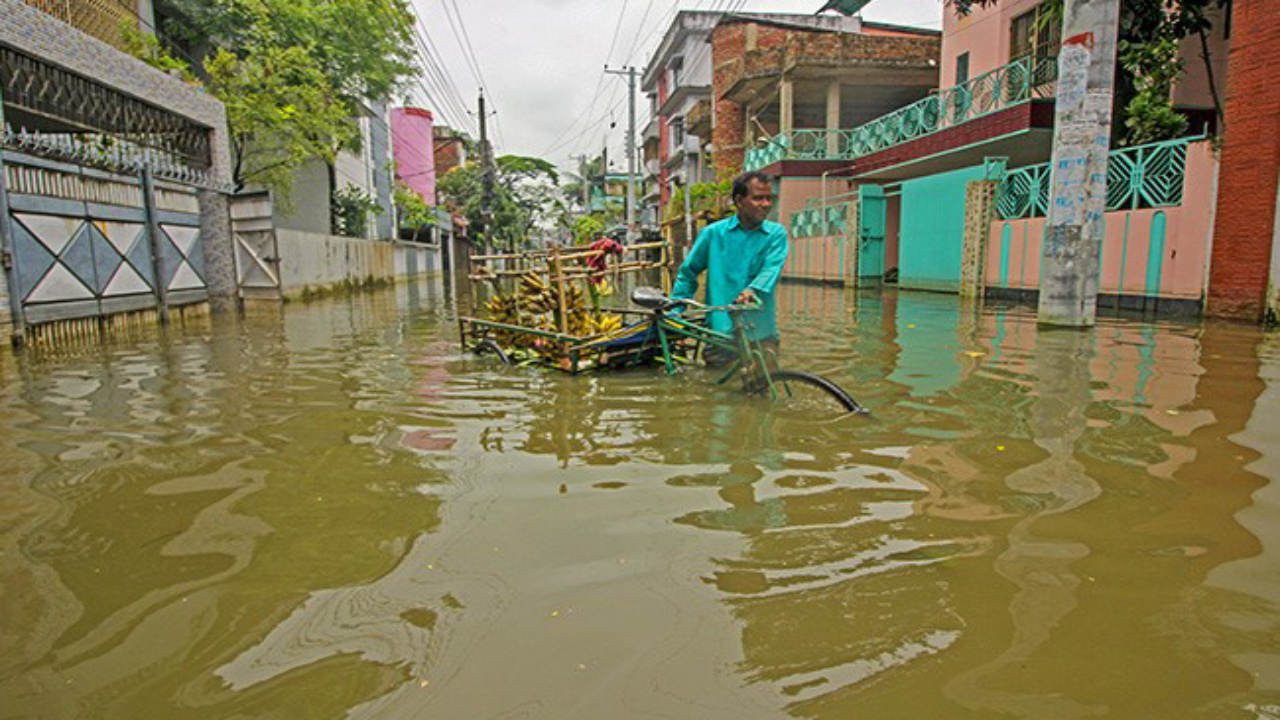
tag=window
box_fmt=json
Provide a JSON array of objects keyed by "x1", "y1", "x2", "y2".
[
  {"x1": 955, "y1": 52, "x2": 970, "y2": 85},
  {"x1": 1010, "y1": 4, "x2": 1061, "y2": 62}
]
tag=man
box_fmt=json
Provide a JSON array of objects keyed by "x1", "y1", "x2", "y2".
[{"x1": 671, "y1": 171, "x2": 788, "y2": 362}]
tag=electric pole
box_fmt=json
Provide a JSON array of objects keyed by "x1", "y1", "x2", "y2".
[
  {"x1": 477, "y1": 90, "x2": 495, "y2": 254},
  {"x1": 1037, "y1": 0, "x2": 1121, "y2": 327},
  {"x1": 570, "y1": 153, "x2": 590, "y2": 215},
  {"x1": 606, "y1": 66, "x2": 638, "y2": 242}
]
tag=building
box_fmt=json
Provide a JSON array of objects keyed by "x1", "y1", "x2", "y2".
[
  {"x1": 641, "y1": 10, "x2": 723, "y2": 238},
  {"x1": 745, "y1": 0, "x2": 1238, "y2": 320},
  {"x1": 392, "y1": 108, "x2": 437, "y2": 206},
  {"x1": 433, "y1": 127, "x2": 469, "y2": 180},
  {"x1": 645, "y1": 11, "x2": 941, "y2": 247}
]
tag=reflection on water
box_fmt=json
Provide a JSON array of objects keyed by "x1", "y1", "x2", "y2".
[{"x1": 1, "y1": 279, "x2": 1279, "y2": 718}]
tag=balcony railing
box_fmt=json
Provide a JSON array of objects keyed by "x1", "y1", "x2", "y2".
[
  {"x1": 997, "y1": 135, "x2": 1200, "y2": 220},
  {"x1": 21, "y1": 0, "x2": 141, "y2": 51},
  {"x1": 746, "y1": 55, "x2": 1058, "y2": 171}
]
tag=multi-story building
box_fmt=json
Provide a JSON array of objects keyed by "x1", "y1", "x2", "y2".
[
  {"x1": 747, "y1": 0, "x2": 1236, "y2": 319},
  {"x1": 644, "y1": 11, "x2": 941, "y2": 247},
  {"x1": 641, "y1": 10, "x2": 722, "y2": 240}
]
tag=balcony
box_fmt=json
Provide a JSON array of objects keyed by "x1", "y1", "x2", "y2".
[
  {"x1": 720, "y1": 31, "x2": 940, "y2": 107},
  {"x1": 686, "y1": 98, "x2": 712, "y2": 139},
  {"x1": 746, "y1": 55, "x2": 1057, "y2": 171},
  {"x1": 21, "y1": 0, "x2": 141, "y2": 51}
]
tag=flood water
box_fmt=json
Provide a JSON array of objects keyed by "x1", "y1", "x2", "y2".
[{"x1": 2, "y1": 278, "x2": 1279, "y2": 719}]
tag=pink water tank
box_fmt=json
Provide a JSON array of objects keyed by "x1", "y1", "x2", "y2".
[{"x1": 391, "y1": 107, "x2": 436, "y2": 205}]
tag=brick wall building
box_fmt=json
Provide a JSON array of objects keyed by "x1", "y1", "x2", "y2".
[{"x1": 1208, "y1": 0, "x2": 1280, "y2": 321}]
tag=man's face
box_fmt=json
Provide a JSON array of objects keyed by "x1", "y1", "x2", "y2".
[{"x1": 735, "y1": 179, "x2": 773, "y2": 228}]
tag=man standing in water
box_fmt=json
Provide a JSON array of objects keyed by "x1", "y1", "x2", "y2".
[{"x1": 671, "y1": 171, "x2": 788, "y2": 362}]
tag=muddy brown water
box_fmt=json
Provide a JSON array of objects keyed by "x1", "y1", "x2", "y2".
[{"x1": 1, "y1": 280, "x2": 1278, "y2": 719}]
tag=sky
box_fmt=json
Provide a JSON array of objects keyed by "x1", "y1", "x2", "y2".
[{"x1": 405, "y1": 0, "x2": 944, "y2": 178}]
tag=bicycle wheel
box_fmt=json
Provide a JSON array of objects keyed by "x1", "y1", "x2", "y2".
[
  {"x1": 767, "y1": 370, "x2": 866, "y2": 415},
  {"x1": 472, "y1": 338, "x2": 511, "y2": 365}
]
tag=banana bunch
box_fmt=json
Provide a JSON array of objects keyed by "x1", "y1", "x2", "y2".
[
  {"x1": 484, "y1": 293, "x2": 521, "y2": 324},
  {"x1": 586, "y1": 313, "x2": 623, "y2": 335}
]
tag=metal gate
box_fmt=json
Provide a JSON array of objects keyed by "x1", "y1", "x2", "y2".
[
  {"x1": 857, "y1": 184, "x2": 887, "y2": 280},
  {"x1": 2, "y1": 151, "x2": 207, "y2": 326},
  {"x1": 230, "y1": 192, "x2": 281, "y2": 300}
]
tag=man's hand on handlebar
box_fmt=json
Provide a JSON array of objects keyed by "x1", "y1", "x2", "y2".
[{"x1": 734, "y1": 289, "x2": 760, "y2": 307}]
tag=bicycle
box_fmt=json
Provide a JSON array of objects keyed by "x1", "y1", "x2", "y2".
[{"x1": 580, "y1": 287, "x2": 867, "y2": 415}]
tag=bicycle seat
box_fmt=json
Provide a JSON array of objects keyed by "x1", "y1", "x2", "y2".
[{"x1": 631, "y1": 286, "x2": 675, "y2": 310}]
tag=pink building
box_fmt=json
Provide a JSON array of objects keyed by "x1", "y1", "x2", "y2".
[{"x1": 391, "y1": 107, "x2": 436, "y2": 205}]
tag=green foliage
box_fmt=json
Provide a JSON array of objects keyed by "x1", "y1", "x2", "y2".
[
  {"x1": 571, "y1": 215, "x2": 605, "y2": 245},
  {"x1": 332, "y1": 184, "x2": 382, "y2": 237},
  {"x1": 394, "y1": 183, "x2": 436, "y2": 229},
  {"x1": 119, "y1": 21, "x2": 198, "y2": 83},
  {"x1": 665, "y1": 180, "x2": 733, "y2": 223},
  {"x1": 168, "y1": 0, "x2": 417, "y2": 197},
  {"x1": 438, "y1": 155, "x2": 564, "y2": 249},
  {"x1": 205, "y1": 46, "x2": 355, "y2": 202},
  {"x1": 1119, "y1": 35, "x2": 1188, "y2": 145}
]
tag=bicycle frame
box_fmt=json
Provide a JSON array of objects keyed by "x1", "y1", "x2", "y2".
[{"x1": 640, "y1": 302, "x2": 784, "y2": 399}]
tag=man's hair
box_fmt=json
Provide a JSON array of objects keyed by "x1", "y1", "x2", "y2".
[{"x1": 732, "y1": 171, "x2": 773, "y2": 201}]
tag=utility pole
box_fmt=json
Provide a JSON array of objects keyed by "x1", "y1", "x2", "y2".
[
  {"x1": 601, "y1": 140, "x2": 608, "y2": 219},
  {"x1": 570, "y1": 153, "x2": 590, "y2": 215},
  {"x1": 605, "y1": 65, "x2": 638, "y2": 242},
  {"x1": 1037, "y1": 0, "x2": 1121, "y2": 327},
  {"x1": 477, "y1": 90, "x2": 495, "y2": 254}
]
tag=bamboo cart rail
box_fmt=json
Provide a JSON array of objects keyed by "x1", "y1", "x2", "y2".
[{"x1": 461, "y1": 239, "x2": 676, "y2": 373}]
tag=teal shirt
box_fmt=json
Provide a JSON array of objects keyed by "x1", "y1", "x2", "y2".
[{"x1": 671, "y1": 215, "x2": 789, "y2": 340}]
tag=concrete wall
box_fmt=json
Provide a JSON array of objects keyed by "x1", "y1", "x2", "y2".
[
  {"x1": 899, "y1": 164, "x2": 986, "y2": 292},
  {"x1": 1172, "y1": 5, "x2": 1231, "y2": 114},
  {"x1": 274, "y1": 230, "x2": 439, "y2": 299},
  {"x1": 274, "y1": 161, "x2": 332, "y2": 236},
  {"x1": 987, "y1": 140, "x2": 1218, "y2": 304}
]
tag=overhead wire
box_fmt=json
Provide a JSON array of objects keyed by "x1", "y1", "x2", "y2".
[{"x1": 439, "y1": 0, "x2": 508, "y2": 150}]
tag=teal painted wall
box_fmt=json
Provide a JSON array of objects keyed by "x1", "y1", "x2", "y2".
[{"x1": 898, "y1": 165, "x2": 986, "y2": 292}]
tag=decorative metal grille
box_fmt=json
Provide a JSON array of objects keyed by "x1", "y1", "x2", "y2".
[
  {"x1": 996, "y1": 136, "x2": 1197, "y2": 220},
  {"x1": 0, "y1": 46, "x2": 212, "y2": 169},
  {"x1": 790, "y1": 201, "x2": 853, "y2": 239}
]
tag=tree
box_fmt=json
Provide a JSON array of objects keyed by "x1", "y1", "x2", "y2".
[
  {"x1": 394, "y1": 182, "x2": 436, "y2": 242},
  {"x1": 438, "y1": 155, "x2": 565, "y2": 249},
  {"x1": 154, "y1": 0, "x2": 417, "y2": 199},
  {"x1": 205, "y1": 46, "x2": 355, "y2": 200},
  {"x1": 571, "y1": 215, "x2": 605, "y2": 245}
]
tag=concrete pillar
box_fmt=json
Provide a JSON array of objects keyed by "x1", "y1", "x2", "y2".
[
  {"x1": 1268, "y1": 170, "x2": 1280, "y2": 324},
  {"x1": 199, "y1": 190, "x2": 239, "y2": 313},
  {"x1": 1037, "y1": 0, "x2": 1121, "y2": 327},
  {"x1": 0, "y1": 247, "x2": 10, "y2": 341},
  {"x1": 960, "y1": 180, "x2": 1000, "y2": 298},
  {"x1": 779, "y1": 78, "x2": 793, "y2": 136},
  {"x1": 825, "y1": 82, "x2": 842, "y2": 156}
]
